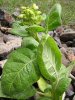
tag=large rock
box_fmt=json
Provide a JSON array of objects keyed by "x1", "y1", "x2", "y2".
[
  {"x1": 0, "y1": 9, "x2": 15, "y2": 27},
  {"x1": 60, "y1": 28, "x2": 75, "y2": 42},
  {"x1": 0, "y1": 33, "x2": 22, "y2": 57},
  {"x1": 60, "y1": 47, "x2": 70, "y2": 66}
]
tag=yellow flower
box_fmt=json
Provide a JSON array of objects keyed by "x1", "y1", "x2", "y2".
[
  {"x1": 21, "y1": 6, "x2": 26, "y2": 10},
  {"x1": 37, "y1": 11, "x2": 41, "y2": 14},
  {"x1": 33, "y1": 3, "x2": 39, "y2": 10},
  {"x1": 19, "y1": 14, "x2": 24, "y2": 18}
]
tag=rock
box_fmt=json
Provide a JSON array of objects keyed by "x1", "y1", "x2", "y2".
[
  {"x1": 56, "y1": 26, "x2": 64, "y2": 35},
  {"x1": 66, "y1": 48, "x2": 75, "y2": 61},
  {"x1": 73, "y1": 96, "x2": 75, "y2": 100},
  {"x1": 0, "y1": 31, "x2": 4, "y2": 43},
  {"x1": 62, "y1": 53, "x2": 70, "y2": 66},
  {"x1": 5, "y1": 34, "x2": 22, "y2": 49},
  {"x1": 54, "y1": 36, "x2": 62, "y2": 48},
  {"x1": 0, "y1": 59, "x2": 7, "y2": 76},
  {"x1": 13, "y1": 8, "x2": 20, "y2": 18},
  {"x1": 71, "y1": 80, "x2": 75, "y2": 92},
  {"x1": 60, "y1": 29, "x2": 75, "y2": 42},
  {"x1": 48, "y1": 31, "x2": 54, "y2": 37},
  {"x1": 61, "y1": 47, "x2": 75, "y2": 61},
  {"x1": 0, "y1": 9, "x2": 15, "y2": 27},
  {"x1": 0, "y1": 66, "x2": 2, "y2": 75},
  {"x1": 71, "y1": 68, "x2": 75, "y2": 77},
  {"x1": 60, "y1": 47, "x2": 70, "y2": 66},
  {"x1": 0, "y1": 34, "x2": 22, "y2": 56},
  {"x1": 0, "y1": 9, "x2": 4, "y2": 21},
  {"x1": 71, "y1": 47, "x2": 75, "y2": 54},
  {"x1": 66, "y1": 41, "x2": 73, "y2": 47},
  {"x1": 66, "y1": 85, "x2": 74, "y2": 97},
  {"x1": 65, "y1": 98, "x2": 69, "y2": 100},
  {"x1": 62, "y1": 43, "x2": 68, "y2": 48},
  {"x1": 0, "y1": 59, "x2": 7, "y2": 68}
]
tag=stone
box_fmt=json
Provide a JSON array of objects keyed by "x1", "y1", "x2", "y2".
[
  {"x1": 56, "y1": 26, "x2": 64, "y2": 35},
  {"x1": 13, "y1": 8, "x2": 20, "y2": 18},
  {"x1": 66, "y1": 85, "x2": 74, "y2": 97},
  {"x1": 0, "y1": 31, "x2": 4, "y2": 43},
  {"x1": 60, "y1": 29, "x2": 75, "y2": 42},
  {"x1": 0, "y1": 34, "x2": 22, "y2": 56},
  {"x1": 60, "y1": 47, "x2": 70, "y2": 66},
  {"x1": 73, "y1": 96, "x2": 75, "y2": 100},
  {"x1": 0, "y1": 9, "x2": 15, "y2": 27},
  {"x1": 0, "y1": 59, "x2": 7, "y2": 68}
]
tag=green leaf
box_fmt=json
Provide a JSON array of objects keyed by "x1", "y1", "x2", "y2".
[
  {"x1": 26, "y1": 25, "x2": 45, "y2": 33},
  {"x1": 10, "y1": 24, "x2": 29, "y2": 37},
  {"x1": 11, "y1": 86, "x2": 36, "y2": 99},
  {"x1": 37, "y1": 35, "x2": 61, "y2": 82},
  {"x1": 0, "y1": 81, "x2": 35, "y2": 99},
  {"x1": 52, "y1": 64, "x2": 71, "y2": 96},
  {"x1": 0, "y1": 81, "x2": 8, "y2": 98},
  {"x1": 37, "y1": 96, "x2": 51, "y2": 100},
  {"x1": 46, "y1": 3, "x2": 62, "y2": 31},
  {"x1": 37, "y1": 77, "x2": 52, "y2": 93},
  {"x1": 52, "y1": 61, "x2": 75, "y2": 96},
  {"x1": 12, "y1": 21, "x2": 21, "y2": 28},
  {"x1": 22, "y1": 37, "x2": 39, "y2": 50},
  {"x1": 53, "y1": 77, "x2": 71, "y2": 96},
  {"x1": 1, "y1": 47, "x2": 40, "y2": 99}
]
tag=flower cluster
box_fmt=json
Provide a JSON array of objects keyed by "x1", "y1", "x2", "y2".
[{"x1": 19, "y1": 4, "x2": 45, "y2": 25}]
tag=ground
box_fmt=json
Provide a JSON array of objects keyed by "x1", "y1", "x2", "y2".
[{"x1": 0, "y1": 0, "x2": 75, "y2": 24}]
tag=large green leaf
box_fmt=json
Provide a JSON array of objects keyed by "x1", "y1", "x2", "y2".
[
  {"x1": 52, "y1": 62, "x2": 75, "y2": 97},
  {"x1": 37, "y1": 96, "x2": 51, "y2": 100},
  {"x1": 46, "y1": 3, "x2": 62, "y2": 31},
  {"x1": 26, "y1": 25, "x2": 45, "y2": 33},
  {"x1": 52, "y1": 64, "x2": 71, "y2": 97},
  {"x1": 53, "y1": 77, "x2": 71, "y2": 96},
  {"x1": 22, "y1": 37, "x2": 39, "y2": 50},
  {"x1": 10, "y1": 23, "x2": 29, "y2": 37},
  {"x1": 0, "y1": 81, "x2": 8, "y2": 98},
  {"x1": 37, "y1": 35, "x2": 61, "y2": 82},
  {"x1": 0, "y1": 81, "x2": 35, "y2": 99},
  {"x1": 37, "y1": 77, "x2": 52, "y2": 93},
  {"x1": 11, "y1": 86, "x2": 36, "y2": 99},
  {"x1": 1, "y1": 47, "x2": 40, "y2": 99}
]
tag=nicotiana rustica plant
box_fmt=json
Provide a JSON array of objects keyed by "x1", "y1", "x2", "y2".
[{"x1": 0, "y1": 3, "x2": 75, "y2": 100}]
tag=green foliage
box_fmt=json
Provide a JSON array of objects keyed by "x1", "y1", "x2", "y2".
[
  {"x1": 37, "y1": 35, "x2": 75, "y2": 100},
  {"x1": 46, "y1": 3, "x2": 62, "y2": 31},
  {"x1": 22, "y1": 37, "x2": 39, "y2": 50},
  {"x1": 1, "y1": 47, "x2": 40, "y2": 99},
  {"x1": 37, "y1": 77, "x2": 52, "y2": 93},
  {"x1": 0, "y1": 81, "x2": 8, "y2": 98},
  {"x1": 37, "y1": 96, "x2": 51, "y2": 100},
  {"x1": 11, "y1": 21, "x2": 29, "y2": 37},
  {"x1": 37, "y1": 35, "x2": 61, "y2": 82},
  {"x1": 26, "y1": 25, "x2": 45, "y2": 33},
  {"x1": 0, "y1": 3, "x2": 75, "y2": 100}
]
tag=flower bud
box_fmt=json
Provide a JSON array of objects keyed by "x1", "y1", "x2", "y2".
[{"x1": 33, "y1": 3, "x2": 39, "y2": 10}]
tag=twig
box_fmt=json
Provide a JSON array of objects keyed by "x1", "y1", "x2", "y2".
[
  {"x1": 62, "y1": 92, "x2": 66, "y2": 100},
  {"x1": 70, "y1": 74, "x2": 75, "y2": 80},
  {"x1": 37, "y1": 91, "x2": 51, "y2": 97}
]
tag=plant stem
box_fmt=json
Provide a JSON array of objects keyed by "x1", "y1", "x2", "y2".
[
  {"x1": 51, "y1": 92, "x2": 64, "y2": 100},
  {"x1": 37, "y1": 91, "x2": 51, "y2": 97}
]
